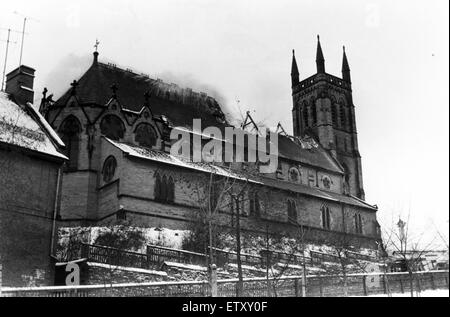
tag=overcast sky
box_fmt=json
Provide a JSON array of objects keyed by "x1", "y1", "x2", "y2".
[{"x1": 1, "y1": 0, "x2": 448, "y2": 246}]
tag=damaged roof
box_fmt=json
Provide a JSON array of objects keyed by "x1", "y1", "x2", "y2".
[
  {"x1": 54, "y1": 61, "x2": 227, "y2": 128},
  {"x1": 277, "y1": 133, "x2": 343, "y2": 174}
]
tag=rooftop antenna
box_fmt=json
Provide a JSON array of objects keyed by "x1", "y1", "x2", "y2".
[
  {"x1": 13, "y1": 11, "x2": 39, "y2": 66},
  {"x1": 1, "y1": 28, "x2": 19, "y2": 92}
]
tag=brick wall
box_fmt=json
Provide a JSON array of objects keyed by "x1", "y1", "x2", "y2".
[{"x1": 0, "y1": 148, "x2": 61, "y2": 287}]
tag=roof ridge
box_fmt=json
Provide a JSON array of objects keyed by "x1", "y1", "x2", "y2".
[{"x1": 96, "y1": 61, "x2": 220, "y2": 104}]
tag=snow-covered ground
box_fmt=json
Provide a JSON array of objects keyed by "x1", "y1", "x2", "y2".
[
  {"x1": 58, "y1": 226, "x2": 189, "y2": 253},
  {"x1": 353, "y1": 289, "x2": 449, "y2": 297},
  {"x1": 87, "y1": 262, "x2": 168, "y2": 277}
]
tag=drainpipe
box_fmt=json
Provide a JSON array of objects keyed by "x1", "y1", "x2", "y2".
[{"x1": 50, "y1": 166, "x2": 63, "y2": 257}]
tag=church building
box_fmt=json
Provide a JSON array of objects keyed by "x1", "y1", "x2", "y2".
[{"x1": 39, "y1": 38, "x2": 381, "y2": 250}]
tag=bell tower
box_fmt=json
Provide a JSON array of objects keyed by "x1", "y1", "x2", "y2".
[{"x1": 291, "y1": 36, "x2": 365, "y2": 200}]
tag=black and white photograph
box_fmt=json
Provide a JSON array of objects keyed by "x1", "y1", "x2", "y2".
[{"x1": 0, "y1": 0, "x2": 448, "y2": 303}]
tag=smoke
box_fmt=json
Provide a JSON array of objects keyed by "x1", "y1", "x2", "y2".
[
  {"x1": 155, "y1": 70, "x2": 235, "y2": 122},
  {"x1": 43, "y1": 53, "x2": 92, "y2": 99}
]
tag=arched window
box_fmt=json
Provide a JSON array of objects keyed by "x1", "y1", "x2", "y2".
[
  {"x1": 154, "y1": 173, "x2": 175, "y2": 203},
  {"x1": 287, "y1": 199, "x2": 297, "y2": 223},
  {"x1": 312, "y1": 104, "x2": 318, "y2": 125},
  {"x1": 59, "y1": 116, "x2": 81, "y2": 170},
  {"x1": 340, "y1": 105, "x2": 346, "y2": 128},
  {"x1": 249, "y1": 191, "x2": 260, "y2": 217},
  {"x1": 355, "y1": 213, "x2": 363, "y2": 234},
  {"x1": 135, "y1": 123, "x2": 157, "y2": 148},
  {"x1": 102, "y1": 156, "x2": 117, "y2": 183},
  {"x1": 160, "y1": 175, "x2": 168, "y2": 202},
  {"x1": 321, "y1": 206, "x2": 331, "y2": 230},
  {"x1": 332, "y1": 104, "x2": 338, "y2": 125},
  {"x1": 100, "y1": 115, "x2": 125, "y2": 141},
  {"x1": 289, "y1": 167, "x2": 300, "y2": 183},
  {"x1": 302, "y1": 104, "x2": 309, "y2": 128}
]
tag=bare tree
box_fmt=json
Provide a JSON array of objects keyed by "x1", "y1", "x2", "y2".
[
  {"x1": 317, "y1": 209, "x2": 373, "y2": 297},
  {"x1": 385, "y1": 211, "x2": 438, "y2": 297},
  {"x1": 264, "y1": 218, "x2": 310, "y2": 297}
]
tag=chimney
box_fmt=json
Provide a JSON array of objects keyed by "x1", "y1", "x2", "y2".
[{"x1": 5, "y1": 65, "x2": 36, "y2": 106}]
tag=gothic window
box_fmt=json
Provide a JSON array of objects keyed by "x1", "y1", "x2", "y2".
[
  {"x1": 289, "y1": 167, "x2": 300, "y2": 183},
  {"x1": 312, "y1": 104, "x2": 318, "y2": 125},
  {"x1": 102, "y1": 156, "x2": 117, "y2": 183},
  {"x1": 154, "y1": 173, "x2": 175, "y2": 203},
  {"x1": 135, "y1": 123, "x2": 157, "y2": 148},
  {"x1": 59, "y1": 115, "x2": 81, "y2": 171},
  {"x1": 287, "y1": 199, "x2": 297, "y2": 223},
  {"x1": 332, "y1": 104, "x2": 338, "y2": 125},
  {"x1": 340, "y1": 105, "x2": 346, "y2": 128},
  {"x1": 160, "y1": 175, "x2": 168, "y2": 202},
  {"x1": 355, "y1": 213, "x2": 363, "y2": 234},
  {"x1": 249, "y1": 191, "x2": 261, "y2": 217},
  {"x1": 302, "y1": 105, "x2": 309, "y2": 128},
  {"x1": 321, "y1": 206, "x2": 331, "y2": 230},
  {"x1": 100, "y1": 115, "x2": 125, "y2": 141}
]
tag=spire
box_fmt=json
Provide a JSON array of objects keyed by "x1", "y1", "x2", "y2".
[
  {"x1": 342, "y1": 46, "x2": 351, "y2": 84},
  {"x1": 316, "y1": 35, "x2": 325, "y2": 73},
  {"x1": 291, "y1": 49, "x2": 299, "y2": 88}
]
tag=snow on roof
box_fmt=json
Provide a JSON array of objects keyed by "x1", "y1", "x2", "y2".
[
  {"x1": 104, "y1": 137, "x2": 262, "y2": 184},
  {"x1": 0, "y1": 92, "x2": 67, "y2": 160},
  {"x1": 26, "y1": 102, "x2": 65, "y2": 148}
]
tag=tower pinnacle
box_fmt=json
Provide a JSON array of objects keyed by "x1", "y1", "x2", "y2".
[
  {"x1": 291, "y1": 49, "x2": 299, "y2": 88},
  {"x1": 342, "y1": 46, "x2": 351, "y2": 84},
  {"x1": 316, "y1": 35, "x2": 325, "y2": 73}
]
